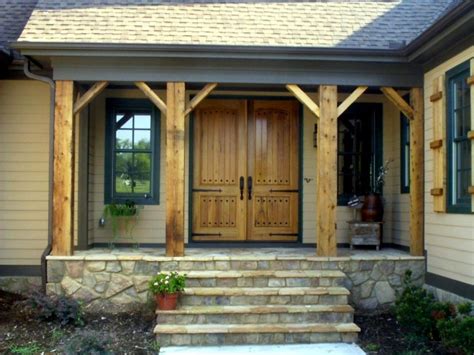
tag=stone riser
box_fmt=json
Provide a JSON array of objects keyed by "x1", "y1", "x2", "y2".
[
  {"x1": 157, "y1": 332, "x2": 358, "y2": 346},
  {"x1": 156, "y1": 312, "x2": 353, "y2": 325},
  {"x1": 185, "y1": 277, "x2": 344, "y2": 288},
  {"x1": 180, "y1": 294, "x2": 348, "y2": 306}
]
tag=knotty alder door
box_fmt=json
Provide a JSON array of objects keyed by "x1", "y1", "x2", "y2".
[{"x1": 192, "y1": 99, "x2": 299, "y2": 242}]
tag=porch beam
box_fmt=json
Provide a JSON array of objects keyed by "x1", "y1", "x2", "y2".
[
  {"x1": 337, "y1": 86, "x2": 368, "y2": 117},
  {"x1": 166, "y1": 82, "x2": 186, "y2": 257},
  {"x1": 52, "y1": 80, "x2": 75, "y2": 256},
  {"x1": 409, "y1": 87, "x2": 424, "y2": 257},
  {"x1": 184, "y1": 83, "x2": 218, "y2": 116},
  {"x1": 135, "y1": 81, "x2": 168, "y2": 115},
  {"x1": 73, "y1": 81, "x2": 108, "y2": 115},
  {"x1": 286, "y1": 84, "x2": 320, "y2": 119},
  {"x1": 316, "y1": 85, "x2": 338, "y2": 257},
  {"x1": 380, "y1": 87, "x2": 415, "y2": 120}
]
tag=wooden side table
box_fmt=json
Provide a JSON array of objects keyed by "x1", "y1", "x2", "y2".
[{"x1": 347, "y1": 221, "x2": 383, "y2": 250}]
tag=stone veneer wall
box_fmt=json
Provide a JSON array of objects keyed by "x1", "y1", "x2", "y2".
[{"x1": 46, "y1": 255, "x2": 425, "y2": 311}]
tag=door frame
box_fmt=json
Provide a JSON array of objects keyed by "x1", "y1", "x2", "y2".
[{"x1": 188, "y1": 95, "x2": 303, "y2": 245}]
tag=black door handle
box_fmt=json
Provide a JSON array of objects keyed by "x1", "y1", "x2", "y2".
[
  {"x1": 239, "y1": 176, "x2": 244, "y2": 200},
  {"x1": 247, "y1": 176, "x2": 253, "y2": 200}
]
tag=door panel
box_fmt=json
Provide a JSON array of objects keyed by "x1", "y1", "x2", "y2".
[
  {"x1": 247, "y1": 100, "x2": 299, "y2": 241},
  {"x1": 192, "y1": 100, "x2": 247, "y2": 240}
]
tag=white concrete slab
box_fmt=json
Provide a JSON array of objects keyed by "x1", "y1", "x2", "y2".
[{"x1": 161, "y1": 343, "x2": 366, "y2": 355}]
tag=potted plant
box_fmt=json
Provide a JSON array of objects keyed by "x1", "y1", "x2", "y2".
[
  {"x1": 361, "y1": 159, "x2": 393, "y2": 222},
  {"x1": 149, "y1": 272, "x2": 186, "y2": 310},
  {"x1": 102, "y1": 200, "x2": 141, "y2": 247}
]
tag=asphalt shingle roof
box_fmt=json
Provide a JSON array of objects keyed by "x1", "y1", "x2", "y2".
[
  {"x1": 11, "y1": 0, "x2": 459, "y2": 50},
  {"x1": 0, "y1": 0, "x2": 37, "y2": 53}
]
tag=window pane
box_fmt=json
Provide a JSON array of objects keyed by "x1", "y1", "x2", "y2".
[
  {"x1": 115, "y1": 152, "x2": 134, "y2": 193},
  {"x1": 133, "y1": 153, "x2": 151, "y2": 194},
  {"x1": 134, "y1": 129, "x2": 151, "y2": 150},
  {"x1": 135, "y1": 114, "x2": 151, "y2": 129},
  {"x1": 454, "y1": 81, "x2": 463, "y2": 110},
  {"x1": 116, "y1": 113, "x2": 133, "y2": 129},
  {"x1": 116, "y1": 129, "x2": 133, "y2": 149}
]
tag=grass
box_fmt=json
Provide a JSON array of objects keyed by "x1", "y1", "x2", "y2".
[{"x1": 9, "y1": 343, "x2": 42, "y2": 355}]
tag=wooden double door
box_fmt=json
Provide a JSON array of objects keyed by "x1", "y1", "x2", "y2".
[{"x1": 192, "y1": 99, "x2": 300, "y2": 242}]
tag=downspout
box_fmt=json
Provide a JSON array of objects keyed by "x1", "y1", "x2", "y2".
[{"x1": 23, "y1": 59, "x2": 55, "y2": 293}]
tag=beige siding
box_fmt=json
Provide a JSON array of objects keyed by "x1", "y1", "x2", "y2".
[
  {"x1": 0, "y1": 80, "x2": 50, "y2": 265},
  {"x1": 88, "y1": 89, "x2": 408, "y2": 247},
  {"x1": 424, "y1": 46, "x2": 474, "y2": 286}
]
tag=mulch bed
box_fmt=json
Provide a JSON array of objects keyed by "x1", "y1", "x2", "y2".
[
  {"x1": 356, "y1": 312, "x2": 454, "y2": 354},
  {"x1": 0, "y1": 290, "x2": 158, "y2": 354}
]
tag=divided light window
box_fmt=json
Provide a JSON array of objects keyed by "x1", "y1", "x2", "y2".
[
  {"x1": 337, "y1": 103, "x2": 383, "y2": 204},
  {"x1": 400, "y1": 112, "x2": 410, "y2": 194},
  {"x1": 446, "y1": 61, "x2": 471, "y2": 213},
  {"x1": 105, "y1": 99, "x2": 160, "y2": 205}
]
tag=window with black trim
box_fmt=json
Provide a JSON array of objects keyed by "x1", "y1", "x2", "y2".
[
  {"x1": 337, "y1": 103, "x2": 383, "y2": 204},
  {"x1": 446, "y1": 61, "x2": 471, "y2": 213},
  {"x1": 105, "y1": 99, "x2": 160, "y2": 205},
  {"x1": 400, "y1": 113, "x2": 410, "y2": 194}
]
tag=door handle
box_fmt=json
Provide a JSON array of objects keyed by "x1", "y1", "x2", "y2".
[
  {"x1": 247, "y1": 176, "x2": 253, "y2": 200},
  {"x1": 239, "y1": 176, "x2": 244, "y2": 200}
]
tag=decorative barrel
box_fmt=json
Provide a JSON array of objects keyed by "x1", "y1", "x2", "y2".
[{"x1": 361, "y1": 193, "x2": 384, "y2": 222}]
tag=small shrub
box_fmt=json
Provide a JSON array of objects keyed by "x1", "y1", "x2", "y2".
[
  {"x1": 9, "y1": 342, "x2": 42, "y2": 355},
  {"x1": 62, "y1": 330, "x2": 111, "y2": 355},
  {"x1": 437, "y1": 305, "x2": 474, "y2": 354},
  {"x1": 395, "y1": 270, "x2": 437, "y2": 338},
  {"x1": 364, "y1": 343, "x2": 380, "y2": 352},
  {"x1": 26, "y1": 292, "x2": 84, "y2": 326},
  {"x1": 149, "y1": 340, "x2": 161, "y2": 354},
  {"x1": 149, "y1": 271, "x2": 186, "y2": 295},
  {"x1": 457, "y1": 302, "x2": 472, "y2": 315}
]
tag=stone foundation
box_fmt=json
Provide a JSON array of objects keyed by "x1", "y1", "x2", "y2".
[
  {"x1": 46, "y1": 250, "x2": 424, "y2": 311},
  {"x1": 0, "y1": 276, "x2": 42, "y2": 294}
]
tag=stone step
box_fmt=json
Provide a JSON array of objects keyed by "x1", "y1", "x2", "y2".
[
  {"x1": 180, "y1": 287, "x2": 349, "y2": 306},
  {"x1": 156, "y1": 304, "x2": 354, "y2": 324},
  {"x1": 173, "y1": 270, "x2": 346, "y2": 288},
  {"x1": 154, "y1": 323, "x2": 360, "y2": 346}
]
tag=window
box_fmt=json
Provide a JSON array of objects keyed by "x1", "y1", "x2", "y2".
[
  {"x1": 400, "y1": 111, "x2": 410, "y2": 194},
  {"x1": 105, "y1": 99, "x2": 160, "y2": 205},
  {"x1": 337, "y1": 103, "x2": 383, "y2": 204},
  {"x1": 446, "y1": 61, "x2": 472, "y2": 213}
]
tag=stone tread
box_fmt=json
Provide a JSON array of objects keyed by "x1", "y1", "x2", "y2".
[
  {"x1": 183, "y1": 287, "x2": 350, "y2": 297},
  {"x1": 165, "y1": 270, "x2": 345, "y2": 278},
  {"x1": 156, "y1": 304, "x2": 354, "y2": 315},
  {"x1": 154, "y1": 322, "x2": 361, "y2": 334}
]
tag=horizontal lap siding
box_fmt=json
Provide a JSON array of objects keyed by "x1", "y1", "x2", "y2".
[
  {"x1": 423, "y1": 46, "x2": 474, "y2": 286},
  {"x1": 0, "y1": 80, "x2": 50, "y2": 265}
]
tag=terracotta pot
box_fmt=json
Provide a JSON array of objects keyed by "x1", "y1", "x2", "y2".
[
  {"x1": 361, "y1": 193, "x2": 384, "y2": 222},
  {"x1": 155, "y1": 293, "x2": 179, "y2": 310}
]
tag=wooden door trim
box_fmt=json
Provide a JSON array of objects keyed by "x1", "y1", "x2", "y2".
[{"x1": 188, "y1": 95, "x2": 303, "y2": 244}]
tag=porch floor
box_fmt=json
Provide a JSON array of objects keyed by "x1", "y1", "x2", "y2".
[{"x1": 70, "y1": 247, "x2": 420, "y2": 261}]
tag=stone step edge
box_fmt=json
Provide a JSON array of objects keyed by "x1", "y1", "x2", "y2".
[
  {"x1": 154, "y1": 322, "x2": 361, "y2": 334},
  {"x1": 183, "y1": 286, "x2": 350, "y2": 296},
  {"x1": 163, "y1": 270, "x2": 346, "y2": 278},
  {"x1": 156, "y1": 304, "x2": 354, "y2": 315}
]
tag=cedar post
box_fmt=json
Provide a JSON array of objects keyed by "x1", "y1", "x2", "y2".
[
  {"x1": 166, "y1": 82, "x2": 186, "y2": 256},
  {"x1": 316, "y1": 85, "x2": 338, "y2": 256},
  {"x1": 52, "y1": 81, "x2": 75, "y2": 256},
  {"x1": 409, "y1": 87, "x2": 424, "y2": 256}
]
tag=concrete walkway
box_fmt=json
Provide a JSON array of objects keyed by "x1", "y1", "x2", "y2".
[{"x1": 161, "y1": 343, "x2": 366, "y2": 355}]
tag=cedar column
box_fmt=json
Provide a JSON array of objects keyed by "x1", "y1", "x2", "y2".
[
  {"x1": 52, "y1": 81, "x2": 75, "y2": 256},
  {"x1": 316, "y1": 85, "x2": 338, "y2": 256},
  {"x1": 409, "y1": 87, "x2": 424, "y2": 256},
  {"x1": 166, "y1": 82, "x2": 186, "y2": 256}
]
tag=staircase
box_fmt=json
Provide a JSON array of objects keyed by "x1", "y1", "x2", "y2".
[{"x1": 154, "y1": 258, "x2": 360, "y2": 346}]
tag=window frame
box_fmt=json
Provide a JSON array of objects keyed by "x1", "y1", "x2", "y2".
[
  {"x1": 105, "y1": 98, "x2": 161, "y2": 205},
  {"x1": 337, "y1": 103, "x2": 383, "y2": 205},
  {"x1": 400, "y1": 112, "x2": 410, "y2": 194},
  {"x1": 446, "y1": 61, "x2": 472, "y2": 214}
]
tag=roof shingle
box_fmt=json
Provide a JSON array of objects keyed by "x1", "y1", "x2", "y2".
[{"x1": 13, "y1": 0, "x2": 459, "y2": 50}]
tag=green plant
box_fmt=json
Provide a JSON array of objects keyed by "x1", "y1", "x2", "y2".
[
  {"x1": 52, "y1": 328, "x2": 66, "y2": 344},
  {"x1": 9, "y1": 343, "x2": 42, "y2": 355},
  {"x1": 437, "y1": 304, "x2": 474, "y2": 354},
  {"x1": 364, "y1": 343, "x2": 380, "y2": 352},
  {"x1": 103, "y1": 200, "x2": 141, "y2": 246},
  {"x1": 395, "y1": 270, "x2": 437, "y2": 339},
  {"x1": 149, "y1": 272, "x2": 186, "y2": 295},
  {"x1": 149, "y1": 340, "x2": 161, "y2": 353},
  {"x1": 26, "y1": 292, "x2": 84, "y2": 326},
  {"x1": 62, "y1": 330, "x2": 111, "y2": 355}
]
